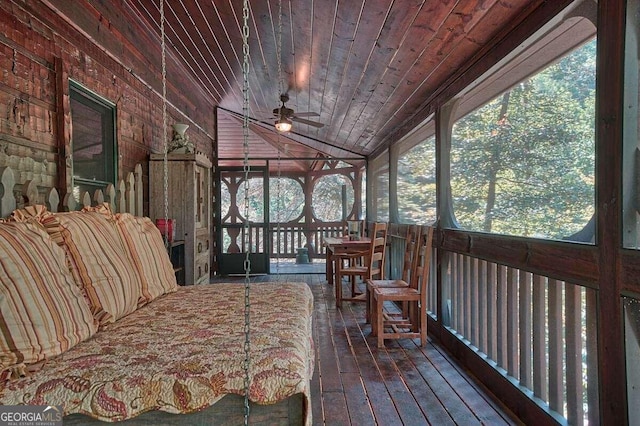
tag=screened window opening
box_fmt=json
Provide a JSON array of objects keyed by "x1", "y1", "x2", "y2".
[
  {"x1": 397, "y1": 135, "x2": 436, "y2": 224},
  {"x1": 269, "y1": 177, "x2": 304, "y2": 222},
  {"x1": 311, "y1": 174, "x2": 354, "y2": 222},
  {"x1": 450, "y1": 39, "x2": 596, "y2": 240},
  {"x1": 69, "y1": 81, "x2": 117, "y2": 198}
]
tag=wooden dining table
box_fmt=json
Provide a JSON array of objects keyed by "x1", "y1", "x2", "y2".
[{"x1": 322, "y1": 236, "x2": 372, "y2": 286}]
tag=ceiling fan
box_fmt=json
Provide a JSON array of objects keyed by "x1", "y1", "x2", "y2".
[{"x1": 273, "y1": 94, "x2": 324, "y2": 132}]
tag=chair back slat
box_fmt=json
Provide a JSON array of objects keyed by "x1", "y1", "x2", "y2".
[
  {"x1": 411, "y1": 226, "x2": 434, "y2": 293},
  {"x1": 366, "y1": 222, "x2": 388, "y2": 280},
  {"x1": 402, "y1": 225, "x2": 421, "y2": 282}
]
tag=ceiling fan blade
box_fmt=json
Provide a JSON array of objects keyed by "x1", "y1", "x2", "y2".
[
  {"x1": 291, "y1": 116, "x2": 324, "y2": 128},
  {"x1": 291, "y1": 111, "x2": 320, "y2": 117}
]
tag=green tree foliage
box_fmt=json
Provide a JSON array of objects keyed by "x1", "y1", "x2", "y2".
[
  {"x1": 397, "y1": 136, "x2": 437, "y2": 224},
  {"x1": 312, "y1": 174, "x2": 354, "y2": 222},
  {"x1": 269, "y1": 177, "x2": 304, "y2": 222},
  {"x1": 450, "y1": 40, "x2": 596, "y2": 239}
]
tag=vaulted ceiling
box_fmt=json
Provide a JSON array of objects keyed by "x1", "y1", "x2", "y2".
[{"x1": 69, "y1": 0, "x2": 551, "y2": 166}]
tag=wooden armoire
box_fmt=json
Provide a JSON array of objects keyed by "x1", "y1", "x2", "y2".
[{"x1": 149, "y1": 153, "x2": 212, "y2": 285}]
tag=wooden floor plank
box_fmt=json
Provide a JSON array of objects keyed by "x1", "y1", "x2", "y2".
[
  {"x1": 340, "y1": 371, "x2": 377, "y2": 424},
  {"x1": 398, "y1": 338, "x2": 482, "y2": 425},
  {"x1": 210, "y1": 273, "x2": 518, "y2": 425},
  {"x1": 313, "y1": 288, "x2": 344, "y2": 393},
  {"x1": 422, "y1": 343, "x2": 512, "y2": 425},
  {"x1": 387, "y1": 342, "x2": 457, "y2": 425},
  {"x1": 320, "y1": 391, "x2": 350, "y2": 426},
  {"x1": 340, "y1": 301, "x2": 405, "y2": 425},
  {"x1": 371, "y1": 346, "x2": 430, "y2": 426}
]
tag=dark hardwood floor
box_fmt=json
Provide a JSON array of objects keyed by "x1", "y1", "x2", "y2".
[{"x1": 211, "y1": 272, "x2": 519, "y2": 425}]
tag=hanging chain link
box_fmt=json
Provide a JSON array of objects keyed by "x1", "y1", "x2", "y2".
[
  {"x1": 275, "y1": 139, "x2": 281, "y2": 280},
  {"x1": 277, "y1": 0, "x2": 283, "y2": 97},
  {"x1": 160, "y1": 0, "x2": 169, "y2": 249},
  {"x1": 275, "y1": 0, "x2": 283, "y2": 280},
  {"x1": 241, "y1": 0, "x2": 251, "y2": 424}
]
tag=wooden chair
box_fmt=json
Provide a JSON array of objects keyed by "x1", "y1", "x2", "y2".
[
  {"x1": 341, "y1": 219, "x2": 366, "y2": 282},
  {"x1": 334, "y1": 222, "x2": 388, "y2": 307},
  {"x1": 371, "y1": 225, "x2": 434, "y2": 347},
  {"x1": 365, "y1": 224, "x2": 421, "y2": 324},
  {"x1": 343, "y1": 219, "x2": 364, "y2": 240}
]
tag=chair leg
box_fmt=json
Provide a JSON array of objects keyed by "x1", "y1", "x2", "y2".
[
  {"x1": 408, "y1": 301, "x2": 419, "y2": 333},
  {"x1": 420, "y1": 303, "x2": 427, "y2": 346},
  {"x1": 376, "y1": 294, "x2": 385, "y2": 348},
  {"x1": 365, "y1": 287, "x2": 371, "y2": 324},
  {"x1": 370, "y1": 293, "x2": 376, "y2": 336},
  {"x1": 335, "y1": 265, "x2": 342, "y2": 308}
]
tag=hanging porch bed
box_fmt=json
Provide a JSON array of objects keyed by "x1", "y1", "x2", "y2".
[{"x1": 0, "y1": 166, "x2": 314, "y2": 425}]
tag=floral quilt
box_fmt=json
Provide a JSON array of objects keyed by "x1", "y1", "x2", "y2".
[{"x1": 0, "y1": 282, "x2": 314, "y2": 424}]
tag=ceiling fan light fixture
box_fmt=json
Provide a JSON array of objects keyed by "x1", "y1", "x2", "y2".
[{"x1": 275, "y1": 117, "x2": 292, "y2": 132}]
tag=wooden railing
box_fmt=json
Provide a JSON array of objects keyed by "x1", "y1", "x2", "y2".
[
  {"x1": 268, "y1": 222, "x2": 344, "y2": 258},
  {"x1": 0, "y1": 164, "x2": 144, "y2": 218},
  {"x1": 435, "y1": 251, "x2": 599, "y2": 425}
]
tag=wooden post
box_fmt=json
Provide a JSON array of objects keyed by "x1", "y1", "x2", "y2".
[
  {"x1": 22, "y1": 180, "x2": 39, "y2": 206},
  {"x1": 118, "y1": 180, "x2": 126, "y2": 213},
  {"x1": 46, "y1": 188, "x2": 60, "y2": 213},
  {"x1": 54, "y1": 57, "x2": 71, "y2": 208},
  {"x1": 134, "y1": 164, "x2": 143, "y2": 216},
  {"x1": 105, "y1": 184, "x2": 116, "y2": 212},
  {"x1": 341, "y1": 184, "x2": 347, "y2": 221},
  {"x1": 0, "y1": 167, "x2": 16, "y2": 217},
  {"x1": 596, "y1": 0, "x2": 626, "y2": 422},
  {"x1": 126, "y1": 172, "x2": 135, "y2": 215}
]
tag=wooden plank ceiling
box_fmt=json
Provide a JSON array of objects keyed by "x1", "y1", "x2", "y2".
[{"x1": 126, "y1": 0, "x2": 545, "y2": 165}]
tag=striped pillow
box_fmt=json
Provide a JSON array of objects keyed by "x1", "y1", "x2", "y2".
[
  {"x1": 45, "y1": 211, "x2": 144, "y2": 326},
  {"x1": 114, "y1": 214, "x2": 178, "y2": 303},
  {"x1": 0, "y1": 221, "x2": 97, "y2": 379}
]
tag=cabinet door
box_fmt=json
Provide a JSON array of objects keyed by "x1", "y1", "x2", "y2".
[{"x1": 195, "y1": 165, "x2": 209, "y2": 229}]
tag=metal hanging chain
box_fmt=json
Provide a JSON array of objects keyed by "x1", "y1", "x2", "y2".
[
  {"x1": 277, "y1": 0, "x2": 284, "y2": 97},
  {"x1": 275, "y1": 137, "x2": 282, "y2": 280},
  {"x1": 275, "y1": 0, "x2": 283, "y2": 280},
  {"x1": 160, "y1": 0, "x2": 169, "y2": 249},
  {"x1": 241, "y1": 0, "x2": 251, "y2": 424}
]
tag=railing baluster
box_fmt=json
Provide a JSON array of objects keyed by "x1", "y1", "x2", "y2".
[
  {"x1": 506, "y1": 267, "x2": 518, "y2": 378},
  {"x1": 439, "y1": 252, "x2": 593, "y2": 423},
  {"x1": 565, "y1": 283, "x2": 584, "y2": 425},
  {"x1": 464, "y1": 255, "x2": 472, "y2": 340},
  {"x1": 497, "y1": 264, "x2": 507, "y2": 367},
  {"x1": 478, "y1": 260, "x2": 487, "y2": 353},
  {"x1": 487, "y1": 261, "x2": 497, "y2": 360},
  {"x1": 519, "y1": 270, "x2": 532, "y2": 389},
  {"x1": 457, "y1": 253, "x2": 464, "y2": 334},
  {"x1": 533, "y1": 274, "x2": 548, "y2": 402},
  {"x1": 586, "y1": 288, "x2": 600, "y2": 424},
  {"x1": 548, "y1": 279, "x2": 563, "y2": 413},
  {"x1": 430, "y1": 248, "x2": 437, "y2": 314},
  {"x1": 451, "y1": 254, "x2": 458, "y2": 331}
]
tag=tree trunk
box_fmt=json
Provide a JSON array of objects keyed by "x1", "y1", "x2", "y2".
[{"x1": 483, "y1": 91, "x2": 511, "y2": 232}]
